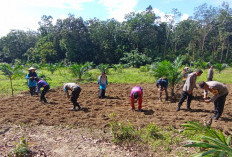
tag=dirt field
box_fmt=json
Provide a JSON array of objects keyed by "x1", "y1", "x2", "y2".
[{"x1": 0, "y1": 83, "x2": 232, "y2": 156}]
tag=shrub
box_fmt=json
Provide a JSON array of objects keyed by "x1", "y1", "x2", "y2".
[{"x1": 183, "y1": 121, "x2": 232, "y2": 156}]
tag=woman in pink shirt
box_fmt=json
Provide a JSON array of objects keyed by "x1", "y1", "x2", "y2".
[{"x1": 130, "y1": 86, "x2": 143, "y2": 112}]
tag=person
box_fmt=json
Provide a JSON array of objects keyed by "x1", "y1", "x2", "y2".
[
  {"x1": 97, "y1": 71, "x2": 108, "y2": 98},
  {"x1": 207, "y1": 66, "x2": 214, "y2": 81},
  {"x1": 25, "y1": 67, "x2": 38, "y2": 96},
  {"x1": 63, "y1": 83, "x2": 82, "y2": 111},
  {"x1": 156, "y1": 77, "x2": 168, "y2": 101},
  {"x1": 176, "y1": 69, "x2": 203, "y2": 111},
  {"x1": 198, "y1": 81, "x2": 228, "y2": 121},
  {"x1": 130, "y1": 86, "x2": 143, "y2": 112},
  {"x1": 35, "y1": 78, "x2": 50, "y2": 103}
]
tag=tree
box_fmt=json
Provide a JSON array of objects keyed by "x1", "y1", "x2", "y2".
[
  {"x1": 214, "y1": 63, "x2": 227, "y2": 73},
  {"x1": 69, "y1": 62, "x2": 90, "y2": 80},
  {"x1": 151, "y1": 56, "x2": 183, "y2": 96},
  {"x1": 0, "y1": 64, "x2": 24, "y2": 96}
]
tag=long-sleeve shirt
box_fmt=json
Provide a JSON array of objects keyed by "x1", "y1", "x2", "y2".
[
  {"x1": 208, "y1": 68, "x2": 214, "y2": 79},
  {"x1": 204, "y1": 81, "x2": 228, "y2": 102},
  {"x1": 25, "y1": 72, "x2": 38, "y2": 87},
  {"x1": 63, "y1": 83, "x2": 80, "y2": 92},
  {"x1": 130, "y1": 86, "x2": 143, "y2": 98},
  {"x1": 97, "y1": 75, "x2": 108, "y2": 90},
  {"x1": 156, "y1": 78, "x2": 168, "y2": 88},
  {"x1": 36, "y1": 80, "x2": 49, "y2": 93},
  {"x1": 183, "y1": 72, "x2": 197, "y2": 92}
]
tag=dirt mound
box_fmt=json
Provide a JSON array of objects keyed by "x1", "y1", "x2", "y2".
[{"x1": 0, "y1": 83, "x2": 232, "y2": 131}]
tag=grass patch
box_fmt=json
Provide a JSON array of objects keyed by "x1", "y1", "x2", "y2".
[{"x1": 1, "y1": 67, "x2": 231, "y2": 96}]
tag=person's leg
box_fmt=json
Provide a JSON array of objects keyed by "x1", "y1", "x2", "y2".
[
  {"x1": 29, "y1": 87, "x2": 33, "y2": 96},
  {"x1": 32, "y1": 86, "x2": 36, "y2": 96},
  {"x1": 158, "y1": 87, "x2": 162, "y2": 101},
  {"x1": 165, "y1": 87, "x2": 168, "y2": 101},
  {"x1": 215, "y1": 94, "x2": 227, "y2": 120},
  {"x1": 102, "y1": 89, "x2": 106, "y2": 98},
  {"x1": 186, "y1": 93, "x2": 193, "y2": 110},
  {"x1": 98, "y1": 89, "x2": 103, "y2": 98},
  {"x1": 41, "y1": 85, "x2": 50, "y2": 103},
  {"x1": 138, "y1": 97, "x2": 142, "y2": 111},
  {"x1": 177, "y1": 91, "x2": 188, "y2": 111},
  {"x1": 71, "y1": 88, "x2": 82, "y2": 110},
  {"x1": 130, "y1": 97, "x2": 135, "y2": 111}
]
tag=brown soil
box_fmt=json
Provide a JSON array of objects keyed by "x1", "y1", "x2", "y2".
[{"x1": 0, "y1": 83, "x2": 232, "y2": 156}]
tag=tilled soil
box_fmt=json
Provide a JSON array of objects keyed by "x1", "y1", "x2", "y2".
[
  {"x1": 0, "y1": 83, "x2": 231, "y2": 131},
  {"x1": 0, "y1": 83, "x2": 231, "y2": 156}
]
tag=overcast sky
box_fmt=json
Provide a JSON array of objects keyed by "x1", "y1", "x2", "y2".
[{"x1": 0, "y1": 0, "x2": 231, "y2": 37}]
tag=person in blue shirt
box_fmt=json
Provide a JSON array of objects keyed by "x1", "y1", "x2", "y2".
[
  {"x1": 156, "y1": 77, "x2": 168, "y2": 101},
  {"x1": 25, "y1": 67, "x2": 38, "y2": 96},
  {"x1": 97, "y1": 71, "x2": 108, "y2": 98},
  {"x1": 35, "y1": 78, "x2": 50, "y2": 103}
]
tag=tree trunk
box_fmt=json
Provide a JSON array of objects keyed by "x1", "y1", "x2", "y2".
[
  {"x1": 226, "y1": 42, "x2": 230, "y2": 61},
  {"x1": 10, "y1": 77, "x2": 14, "y2": 96},
  {"x1": 220, "y1": 42, "x2": 225, "y2": 63}
]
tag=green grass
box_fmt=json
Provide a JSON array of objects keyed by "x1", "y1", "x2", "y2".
[{"x1": 1, "y1": 67, "x2": 231, "y2": 96}]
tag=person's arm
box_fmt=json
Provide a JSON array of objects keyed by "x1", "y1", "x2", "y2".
[
  {"x1": 25, "y1": 74, "x2": 29, "y2": 79},
  {"x1": 203, "y1": 89, "x2": 208, "y2": 99},
  {"x1": 63, "y1": 87, "x2": 70, "y2": 98}
]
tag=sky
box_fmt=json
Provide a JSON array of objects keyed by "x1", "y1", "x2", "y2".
[{"x1": 0, "y1": 0, "x2": 231, "y2": 37}]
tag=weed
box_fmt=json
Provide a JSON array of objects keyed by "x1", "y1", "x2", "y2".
[{"x1": 8, "y1": 137, "x2": 31, "y2": 157}]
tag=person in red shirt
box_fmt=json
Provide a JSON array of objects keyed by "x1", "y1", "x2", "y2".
[{"x1": 130, "y1": 86, "x2": 143, "y2": 112}]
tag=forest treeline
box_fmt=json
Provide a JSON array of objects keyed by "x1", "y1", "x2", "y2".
[{"x1": 0, "y1": 2, "x2": 232, "y2": 66}]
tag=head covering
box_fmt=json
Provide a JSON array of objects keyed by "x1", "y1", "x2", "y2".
[
  {"x1": 133, "y1": 92, "x2": 138, "y2": 99},
  {"x1": 28, "y1": 67, "x2": 36, "y2": 71}
]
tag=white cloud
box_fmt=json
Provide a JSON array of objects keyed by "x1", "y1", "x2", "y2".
[
  {"x1": 99, "y1": 0, "x2": 138, "y2": 21},
  {"x1": 180, "y1": 13, "x2": 189, "y2": 21},
  {"x1": 0, "y1": 0, "x2": 94, "y2": 37},
  {"x1": 153, "y1": 8, "x2": 174, "y2": 23}
]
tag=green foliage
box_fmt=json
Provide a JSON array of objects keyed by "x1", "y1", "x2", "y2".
[
  {"x1": 150, "y1": 56, "x2": 183, "y2": 96},
  {"x1": 0, "y1": 63, "x2": 24, "y2": 96},
  {"x1": 46, "y1": 63, "x2": 60, "y2": 74},
  {"x1": 139, "y1": 64, "x2": 150, "y2": 72},
  {"x1": 120, "y1": 49, "x2": 152, "y2": 68},
  {"x1": 110, "y1": 121, "x2": 138, "y2": 143},
  {"x1": 145, "y1": 123, "x2": 161, "y2": 139},
  {"x1": 97, "y1": 64, "x2": 110, "y2": 74},
  {"x1": 8, "y1": 137, "x2": 31, "y2": 157},
  {"x1": 214, "y1": 63, "x2": 227, "y2": 73},
  {"x1": 183, "y1": 121, "x2": 232, "y2": 157},
  {"x1": 69, "y1": 62, "x2": 90, "y2": 79},
  {"x1": 112, "y1": 64, "x2": 124, "y2": 73}
]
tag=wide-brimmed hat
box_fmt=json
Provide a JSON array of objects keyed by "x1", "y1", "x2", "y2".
[{"x1": 28, "y1": 67, "x2": 36, "y2": 71}]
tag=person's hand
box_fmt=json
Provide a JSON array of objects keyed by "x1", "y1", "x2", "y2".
[
  {"x1": 205, "y1": 99, "x2": 211, "y2": 103},
  {"x1": 188, "y1": 91, "x2": 192, "y2": 94}
]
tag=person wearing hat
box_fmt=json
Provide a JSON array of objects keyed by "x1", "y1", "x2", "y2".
[
  {"x1": 97, "y1": 71, "x2": 108, "y2": 98},
  {"x1": 35, "y1": 78, "x2": 50, "y2": 103},
  {"x1": 156, "y1": 77, "x2": 168, "y2": 101},
  {"x1": 130, "y1": 86, "x2": 143, "y2": 112},
  {"x1": 176, "y1": 69, "x2": 203, "y2": 111},
  {"x1": 198, "y1": 81, "x2": 228, "y2": 121},
  {"x1": 63, "y1": 83, "x2": 82, "y2": 111},
  {"x1": 25, "y1": 67, "x2": 38, "y2": 96},
  {"x1": 207, "y1": 66, "x2": 214, "y2": 81}
]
